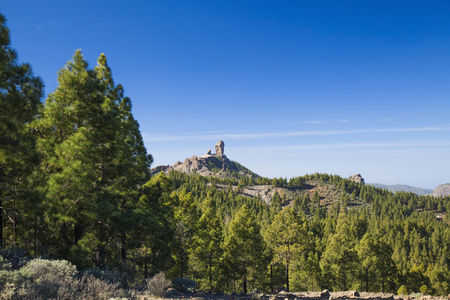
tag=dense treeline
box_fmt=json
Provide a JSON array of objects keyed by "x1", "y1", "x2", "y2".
[
  {"x1": 165, "y1": 170, "x2": 450, "y2": 296},
  {"x1": 1, "y1": 12, "x2": 450, "y2": 297}
]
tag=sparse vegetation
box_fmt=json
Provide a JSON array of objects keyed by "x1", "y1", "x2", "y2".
[{"x1": 145, "y1": 272, "x2": 172, "y2": 297}]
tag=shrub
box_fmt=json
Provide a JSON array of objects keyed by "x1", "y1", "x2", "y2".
[
  {"x1": 172, "y1": 277, "x2": 197, "y2": 293},
  {"x1": 0, "y1": 248, "x2": 29, "y2": 269},
  {"x1": 398, "y1": 285, "x2": 408, "y2": 295},
  {"x1": 146, "y1": 272, "x2": 171, "y2": 297},
  {"x1": 419, "y1": 285, "x2": 428, "y2": 295},
  {"x1": 81, "y1": 267, "x2": 123, "y2": 283},
  {"x1": 57, "y1": 275, "x2": 128, "y2": 300},
  {"x1": 19, "y1": 258, "x2": 77, "y2": 284}
]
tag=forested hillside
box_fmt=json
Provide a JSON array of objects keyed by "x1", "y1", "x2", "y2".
[{"x1": 1, "y1": 12, "x2": 450, "y2": 297}]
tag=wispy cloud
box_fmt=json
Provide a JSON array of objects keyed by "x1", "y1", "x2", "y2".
[
  {"x1": 228, "y1": 141, "x2": 450, "y2": 153},
  {"x1": 47, "y1": 21, "x2": 60, "y2": 28},
  {"x1": 301, "y1": 119, "x2": 350, "y2": 124},
  {"x1": 36, "y1": 21, "x2": 60, "y2": 30},
  {"x1": 143, "y1": 126, "x2": 450, "y2": 142},
  {"x1": 182, "y1": 130, "x2": 227, "y2": 135}
]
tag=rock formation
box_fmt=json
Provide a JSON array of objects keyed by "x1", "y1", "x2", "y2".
[
  {"x1": 350, "y1": 174, "x2": 364, "y2": 184},
  {"x1": 149, "y1": 140, "x2": 261, "y2": 180},
  {"x1": 215, "y1": 140, "x2": 224, "y2": 156},
  {"x1": 432, "y1": 183, "x2": 450, "y2": 197}
]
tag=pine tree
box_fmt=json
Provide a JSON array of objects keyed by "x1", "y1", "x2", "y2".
[
  {"x1": 32, "y1": 50, "x2": 155, "y2": 268},
  {"x1": 320, "y1": 211, "x2": 359, "y2": 291},
  {"x1": 130, "y1": 172, "x2": 175, "y2": 277},
  {"x1": 265, "y1": 208, "x2": 305, "y2": 292},
  {"x1": 190, "y1": 197, "x2": 224, "y2": 292},
  {"x1": 169, "y1": 189, "x2": 199, "y2": 278},
  {"x1": 223, "y1": 205, "x2": 267, "y2": 293},
  {"x1": 0, "y1": 13, "x2": 44, "y2": 250}
]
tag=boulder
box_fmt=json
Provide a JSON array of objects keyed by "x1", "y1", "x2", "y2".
[
  {"x1": 207, "y1": 149, "x2": 212, "y2": 155},
  {"x1": 215, "y1": 140, "x2": 225, "y2": 156}
]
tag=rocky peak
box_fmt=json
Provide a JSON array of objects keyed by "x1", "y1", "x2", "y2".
[
  {"x1": 215, "y1": 140, "x2": 224, "y2": 156},
  {"x1": 150, "y1": 140, "x2": 257, "y2": 179},
  {"x1": 350, "y1": 174, "x2": 364, "y2": 184}
]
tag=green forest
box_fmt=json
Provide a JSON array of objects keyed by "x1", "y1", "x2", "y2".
[{"x1": 1, "y1": 12, "x2": 450, "y2": 298}]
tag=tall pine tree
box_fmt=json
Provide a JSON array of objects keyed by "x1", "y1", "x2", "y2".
[
  {"x1": 32, "y1": 50, "x2": 155, "y2": 268},
  {"x1": 223, "y1": 205, "x2": 267, "y2": 293},
  {"x1": 0, "y1": 13, "x2": 44, "y2": 251},
  {"x1": 265, "y1": 208, "x2": 306, "y2": 292}
]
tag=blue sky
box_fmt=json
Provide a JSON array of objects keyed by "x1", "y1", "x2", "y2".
[{"x1": 2, "y1": 1, "x2": 450, "y2": 188}]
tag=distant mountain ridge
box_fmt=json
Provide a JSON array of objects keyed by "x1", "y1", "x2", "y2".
[
  {"x1": 368, "y1": 183, "x2": 433, "y2": 195},
  {"x1": 368, "y1": 183, "x2": 450, "y2": 197}
]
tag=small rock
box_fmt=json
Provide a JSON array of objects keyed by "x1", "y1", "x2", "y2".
[
  {"x1": 351, "y1": 290, "x2": 360, "y2": 297},
  {"x1": 321, "y1": 289, "x2": 331, "y2": 298}
]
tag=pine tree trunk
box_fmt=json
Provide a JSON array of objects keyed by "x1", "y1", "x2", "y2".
[
  {"x1": 244, "y1": 273, "x2": 247, "y2": 294},
  {"x1": 209, "y1": 252, "x2": 213, "y2": 293},
  {"x1": 144, "y1": 258, "x2": 148, "y2": 279},
  {"x1": 0, "y1": 198, "x2": 3, "y2": 250},
  {"x1": 271, "y1": 265, "x2": 274, "y2": 293},
  {"x1": 286, "y1": 262, "x2": 289, "y2": 292},
  {"x1": 365, "y1": 268, "x2": 368, "y2": 292},
  {"x1": 34, "y1": 214, "x2": 38, "y2": 257},
  {"x1": 121, "y1": 233, "x2": 127, "y2": 262}
]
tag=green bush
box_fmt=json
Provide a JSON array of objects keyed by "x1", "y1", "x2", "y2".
[
  {"x1": 419, "y1": 284, "x2": 428, "y2": 295},
  {"x1": 19, "y1": 258, "x2": 77, "y2": 284},
  {"x1": 0, "y1": 257, "x2": 130, "y2": 300},
  {"x1": 398, "y1": 285, "x2": 408, "y2": 295}
]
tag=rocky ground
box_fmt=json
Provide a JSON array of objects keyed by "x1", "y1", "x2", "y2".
[{"x1": 138, "y1": 290, "x2": 450, "y2": 300}]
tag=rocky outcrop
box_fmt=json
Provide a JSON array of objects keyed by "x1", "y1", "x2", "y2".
[
  {"x1": 215, "y1": 140, "x2": 225, "y2": 156},
  {"x1": 150, "y1": 140, "x2": 258, "y2": 179},
  {"x1": 350, "y1": 174, "x2": 364, "y2": 184},
  {"x1": 432, "y1": 183, "x2": 450, "y2": 197}
]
